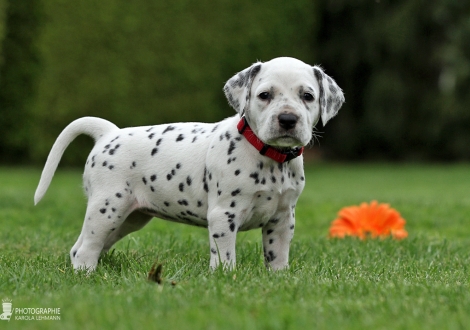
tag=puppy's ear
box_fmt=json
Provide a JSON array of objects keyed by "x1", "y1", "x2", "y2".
[
  {"x1": 313, "y1": 66, "x2": 345, "y2": 126},
  {"x1": 224, "y1": 62, "x2": 262, "y2": 115}
]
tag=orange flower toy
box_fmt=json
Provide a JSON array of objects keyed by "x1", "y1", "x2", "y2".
[{"x1": 329, "y1": 201, "x2": 408, "y2": 240}]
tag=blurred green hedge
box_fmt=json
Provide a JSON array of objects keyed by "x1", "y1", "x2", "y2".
[
  {"x1": 316, "y1": 0, "x2": 470, "y2": 161},
  {"x1": 0, "y1": 0, "x2": 5, "y2": 61},
  {"x1": 0, "y1": 0, "x2": 317, "y2": 164},
  {"x1": 1, "y1": 0, "x2": 469, "y2": 164}
]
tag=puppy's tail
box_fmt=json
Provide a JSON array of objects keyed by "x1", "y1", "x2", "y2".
[{"x1": 34, "y1": 117, "x2": 118, "y2": 205}]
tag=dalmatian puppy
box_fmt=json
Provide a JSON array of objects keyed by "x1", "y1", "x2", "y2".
[{"x1": 35, "y1": 57, "x2": 344, "y2": 272}]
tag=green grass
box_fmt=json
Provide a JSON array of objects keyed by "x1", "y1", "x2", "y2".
[{"x1": 1, "y1": 164, "x2": 470, "y2": 329}]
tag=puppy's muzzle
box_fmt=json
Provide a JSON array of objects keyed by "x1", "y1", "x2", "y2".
[{"x1": 278, "y1": 113, "x2": 298, "y2": 131}]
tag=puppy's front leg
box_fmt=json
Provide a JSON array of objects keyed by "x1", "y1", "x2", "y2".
[
  {"x1": 207, "y1": 208, "x2": 238, "y2": 270},
  {"x1": 262, "y1": 210, "x2": 296, "y2": 270}
]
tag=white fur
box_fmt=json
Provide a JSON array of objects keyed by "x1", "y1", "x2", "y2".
[{"x1": 35, "y1": 57, "x2": 344, "y2": 272}]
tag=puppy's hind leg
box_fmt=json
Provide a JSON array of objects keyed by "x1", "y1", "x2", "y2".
[
  {"x1": 71, "y1": 199, "x2": 131, "y2": 272},
  {"x1": 70, "y1": 233, "x2": 83, "y2": 262},
  {"x1": 102, "y1": 211, "x2": 152, "y2": 253}
]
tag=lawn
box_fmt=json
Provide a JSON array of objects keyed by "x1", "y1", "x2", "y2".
[{"x1": 1, "y1": 163, "x2": 469, "y2": 329}]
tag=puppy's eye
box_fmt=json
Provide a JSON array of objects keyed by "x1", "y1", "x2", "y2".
[
  {"x1": 258, "y1": 92, "x2": 271, "y2": 100},
  {"x1": 303, "y1": 93, "x2": 314, "y2": 102}
]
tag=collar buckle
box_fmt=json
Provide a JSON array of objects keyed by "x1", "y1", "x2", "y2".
[{"x1": 284, "y1": 147, "x2": 304, "y2": 162}]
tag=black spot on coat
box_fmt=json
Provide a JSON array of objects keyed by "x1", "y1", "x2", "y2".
[
  {"x1": 228, "y1": 141, "x2": 236, "y2": 155},
  {"x1": 163, "y1": 126, "x2": 175, "y2": 134},
  {"x1": 231, "y1": 189, "x2": 241, "y2": 196}
]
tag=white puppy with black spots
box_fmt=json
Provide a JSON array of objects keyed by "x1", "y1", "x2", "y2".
[{"x1": 35, "y1": 57, "x2": 344, "y2": 272}]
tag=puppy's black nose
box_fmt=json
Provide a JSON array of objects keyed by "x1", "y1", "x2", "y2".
[{"x1": 278, "y1": 113, "x2": 298, "y2": 130}]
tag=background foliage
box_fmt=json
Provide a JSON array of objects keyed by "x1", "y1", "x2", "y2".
[
  {"x1": 317, "y1": 0, "x2": 470, "y2": 160},
  {"x1": 0, "y1": 0, "x2": 469, "y2": 164}
]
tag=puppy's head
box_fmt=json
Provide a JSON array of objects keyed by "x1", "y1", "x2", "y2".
[{"x1": 224, "y1": 57, "x2": 344, "y2": 148}]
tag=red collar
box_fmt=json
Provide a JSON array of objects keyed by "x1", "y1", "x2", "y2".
[{"x1": 237, "y1": 117, "x2": 304, "y2": 163}]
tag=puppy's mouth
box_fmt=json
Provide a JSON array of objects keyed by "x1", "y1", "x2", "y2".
[{"x1": 266, "y1": 135, "x2": 304, "y2": 148}]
